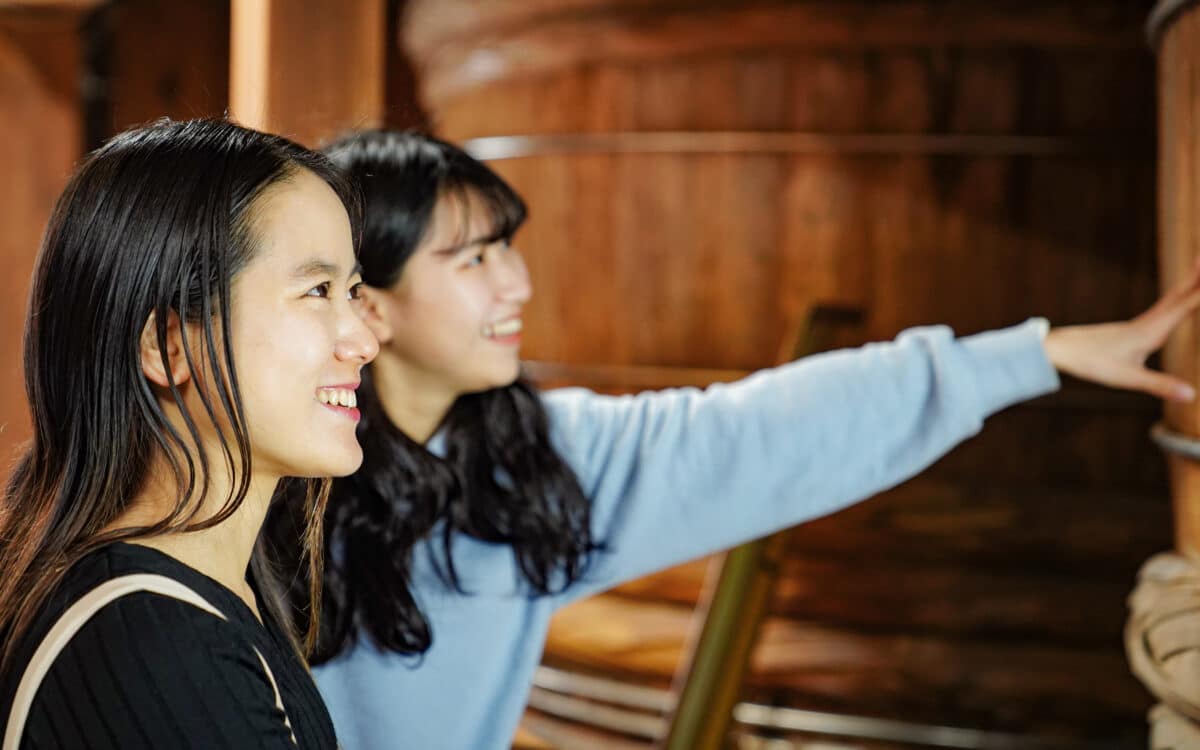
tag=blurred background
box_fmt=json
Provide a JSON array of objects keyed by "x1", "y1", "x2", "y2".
[{"x1": 0, "y1": 1, "x2": 1182, "y2": 748}]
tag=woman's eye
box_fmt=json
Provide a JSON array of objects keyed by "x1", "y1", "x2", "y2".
[
  {"x1": 305, "y1": 282, "x2": 331, "y2": 299},
  {"x1": 348, "y1": 282, "x2": 364, "y2": 300},
  {"x1": 464, "y1": 253, "x2": 485, "y2": 268}
]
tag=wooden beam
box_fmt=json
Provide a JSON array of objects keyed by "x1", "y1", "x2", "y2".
[{"x1": 229, "y1": 0, "x2": 385, "y2": 147}]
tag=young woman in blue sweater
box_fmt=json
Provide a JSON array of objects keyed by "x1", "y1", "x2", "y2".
[{"x1": 274, "y1": 130, "x2": 1200, "y2": 749}]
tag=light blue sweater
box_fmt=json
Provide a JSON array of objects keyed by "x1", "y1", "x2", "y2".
[{"x1": 314, "y1": 321, "x2": 1060, "y2": 749}]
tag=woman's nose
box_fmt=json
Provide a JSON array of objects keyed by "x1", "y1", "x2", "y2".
[
  {"x1": 493, "y1": 247, "x2": 532, "y2": 304},
  {"x1": 336, "y1": 305, "x2": 380, "y2": 364}
]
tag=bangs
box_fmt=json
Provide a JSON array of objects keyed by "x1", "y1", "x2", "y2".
[{"x1": 441, "y1": 169, "x2": 527, "y2": 248}]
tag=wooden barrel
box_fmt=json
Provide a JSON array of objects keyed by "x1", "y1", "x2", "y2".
[
  {"x1": 403, "y1": 1, "x2": 1164, "y2": 744},
  {"x1": 1123, "y1": 3, "x2": 1200, "y2": 747},
  {"x1": 1151, "y1": 0, "x2": 1200, "y2": 556}
]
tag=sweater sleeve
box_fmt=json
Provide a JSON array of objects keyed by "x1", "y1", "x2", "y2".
[
  {"x1": 545, "y1": 320, "x2": 1060, "y2": 605},
  {"x1": 21, "y1": 593, "x2": 299, "y2": 750}
]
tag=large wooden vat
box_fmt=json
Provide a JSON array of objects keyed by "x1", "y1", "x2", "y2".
[
  {"x1": 1122, "y1": 2, "x2": 1200, "y2": 747},
  {"x1": 403, "y1": 1, "x2": 1163, "y2": 745},
  {"x1": 1152, "y1": 0, "x2": 1200, "y2": 557}
]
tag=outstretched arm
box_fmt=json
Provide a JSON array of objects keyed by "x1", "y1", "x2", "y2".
[{"x1": 544, "y1": 264, "x2": 1200, "y2": 602}]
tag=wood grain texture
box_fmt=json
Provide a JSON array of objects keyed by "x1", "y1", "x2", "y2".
[
  {"x1": 230, "y1": 0, "x2": 385, "y2": 147},
  {"x1": 1156, "y1": 4, "x2": 1200, "y2": 558},
  {"x1": 405, "y1": 1, "x2": 1151, "y2": 108},
  {"x1": 107, "y1": 0, "x2": 229, "y2": 132},
  {"x1": 0, "y1": 9, "x2": 86, "y2": 477},
  {"x1": 543, "y1": 595, "x2": 1147, "y2": 741}
]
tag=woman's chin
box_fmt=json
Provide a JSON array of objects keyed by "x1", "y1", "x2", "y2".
[
  {"x1": 287, "y1": 445, "x2": 365, "y2": 479},
  {"x1": 328, "y1": 447, "x2": 365, "y2": 477}
]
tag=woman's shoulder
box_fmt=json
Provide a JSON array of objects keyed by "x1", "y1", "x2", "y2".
[
  {"x1": 56, "y1": 542, "x2": 252, "y2": 621},
  {"x1": 7, "y1": 544, "x2": 304, "y2": 749},
  {"x1": 26, "y1": 542, "x2": 258, "y2": 671}
]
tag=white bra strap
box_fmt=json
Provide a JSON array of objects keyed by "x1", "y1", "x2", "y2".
[{"x1": 4, "y1": 573, "x2": 296, "y2": 750}]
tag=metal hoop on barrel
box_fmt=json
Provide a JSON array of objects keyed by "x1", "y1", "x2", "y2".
[{"x1": 1151, "y1": 422, "x2": 1200, "y2": 461}]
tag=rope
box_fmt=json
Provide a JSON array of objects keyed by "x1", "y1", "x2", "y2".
[{"x1": 1126, "y1": 552, "x2": 1200, "y2": 748}]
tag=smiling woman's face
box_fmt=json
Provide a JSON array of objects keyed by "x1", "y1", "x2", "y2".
[
  {"x1": 366, "y1": 189, "x2": 533, "y2": 401},
  {"x1": 224, "y1": 168, "x2": 379, "y2": 480}
]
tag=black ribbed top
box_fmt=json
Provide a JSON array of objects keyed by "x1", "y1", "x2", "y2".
[{"x1": 1, "y1": 542, "x2": 337, "y2": 749}]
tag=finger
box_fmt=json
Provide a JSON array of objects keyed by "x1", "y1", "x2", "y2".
[
  {"x1": 1148, "y1": 259, "x2": 1200, "y2": 311},
  {"x1": 1169, "y1": 258, "x2": 1200, "y2": 301},
  {"x1": 1138, "y1": 266, "x2": 1200, "y2": 336},
  {"x1": 1143, "y1": 281, "x2": 1200, "y2": 340},
  {"x1": 1129, "y1": 369, "x2": 1197, "y2": 402}
]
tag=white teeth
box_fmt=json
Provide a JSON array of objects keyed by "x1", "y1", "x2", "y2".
[
  {"x1": 318, "y1": 388, "x2": 356, "y2": 408},
  {"x1": 487, "y1": 318, "x2": 522, "y2": 337}
]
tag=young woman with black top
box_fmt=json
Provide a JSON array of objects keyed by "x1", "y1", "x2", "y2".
[{"x1": 0, "y1": 118, "x2": 378, "y2": 749}]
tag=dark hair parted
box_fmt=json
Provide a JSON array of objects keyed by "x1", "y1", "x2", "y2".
[
  {"x1": 276, "y1": 130, "x2": 598, "y2": 663},
  {"x1": 0, "y1": 118, "x2": 359, "y2": 669}
]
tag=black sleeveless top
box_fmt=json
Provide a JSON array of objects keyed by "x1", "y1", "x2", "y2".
[{"x1": 0, "y1": 543, "x2": 337, "y2": 749}]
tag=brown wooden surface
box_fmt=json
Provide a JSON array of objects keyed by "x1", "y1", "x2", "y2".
[
  {"x1": 0, "y1": 0, "x2": 97, "y2": 8},
  {"x1": 107, "y1": 0, "x2": 228, "y2": 132},
  {"x1": 612, "y1": 542, "x2": 1138, "y2": 646},
  {"x1": 230, "y1": 0, "x2": 385, "y2": 147},
  {"x1": 542, "y1": 595, "x2": 1146, "y2": 740},
  {"x1": 1157, "y1": 3, "x2": 1200, "y2": 557},
  {"x1": 0, "y1": 7, "x2": 87, "y2": 476},
  {"x1": 405, "y1": 1, "x2": 1151, "y2": 109},
  {"x1": 405, "y1": 0, "x2": 1163, "y2": 744}
]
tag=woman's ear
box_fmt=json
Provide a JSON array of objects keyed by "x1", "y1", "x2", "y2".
[
  {"x1": 358, "y1": 286, "x2": 393, "y2": 346},
  {"x1": 140, "y1": 309, "x2": 192, "y2": 388}
]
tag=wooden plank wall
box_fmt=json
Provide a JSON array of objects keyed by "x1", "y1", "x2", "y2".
[
  {"x1": 106, "y1": 0, "x2": 229, "y2": 132},
  {"x1": 0, "y1": 4, "x2": 92, "y2": 473}
]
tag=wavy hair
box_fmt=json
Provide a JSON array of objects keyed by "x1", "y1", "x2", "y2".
[
  {"x1": 269, "y1": 130, "x2": 597, "y2": 663},
  {"x1": 0, "y1": 118, "x2": 358, "y2": 669}
]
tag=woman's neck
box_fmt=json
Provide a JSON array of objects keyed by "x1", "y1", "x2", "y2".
[
  {"x1": 110, "y1": 466, "x2": 278, "y2": 619},
  {"x1": 369, "y1": 351, "x2": 458, "y2": 444}
]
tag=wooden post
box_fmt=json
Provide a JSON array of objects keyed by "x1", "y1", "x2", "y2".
[
  {"x1": 0, "y1": 2, "x2": 95, "y2": 477},
  {"x1": 1150, "y1": 0, "x2": 1200, "y2": 557},
  {"x1": 229, "y1": 0, "x2": 385, "y2": 146},
  {"x1": 1129, "y1": 3, "x2": 1200, "y2": 746}
]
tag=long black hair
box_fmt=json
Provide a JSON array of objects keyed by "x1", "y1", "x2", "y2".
[
  {"x1": 0, "y1": 118, "x2": 359, "y2": 670},
  {"x1": 274, "y1": 130, "x2": 597, "y2": 664}
]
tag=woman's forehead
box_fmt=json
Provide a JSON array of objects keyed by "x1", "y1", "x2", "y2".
[
  {"x1": 245, "y1": 172, "x2": 355, "y2": 272},
  {"x1": 427, "y1": 189, "x2": 500, "y2": 247}
]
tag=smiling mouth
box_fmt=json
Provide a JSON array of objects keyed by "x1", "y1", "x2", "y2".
[
  {"x1": 317, "y1": 387, "x2": 357, "y2": 408},
  {"x1": 483, "y1": 318, "x2": 522, "y2": 338},
  {"x1": 317, "y1": 386, "x2": 360, "y2": 421}
]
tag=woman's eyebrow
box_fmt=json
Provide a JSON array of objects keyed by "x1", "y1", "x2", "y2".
[
  {"x1": 433, "y1": 230, "x2": 506, "y2": 257},
  {"x1": 290, "y1": 259, "x2": 363, "y2": 280}
]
